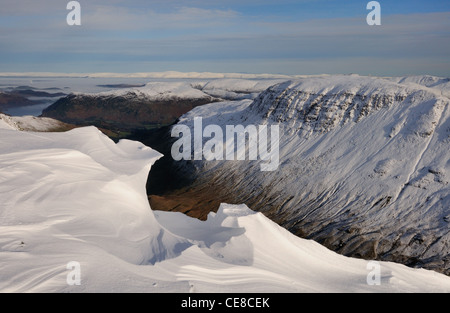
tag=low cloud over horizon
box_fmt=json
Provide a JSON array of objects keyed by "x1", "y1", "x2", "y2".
[{"x1": 1, "y1": 0, "x2": 449, "y2": 77}]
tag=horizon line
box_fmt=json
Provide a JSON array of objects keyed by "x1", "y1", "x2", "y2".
[{"x1": 0, "y1": 71, "x2": 443, "y2": 79}]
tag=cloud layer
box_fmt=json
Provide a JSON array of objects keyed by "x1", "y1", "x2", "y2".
[{"x1": 0, "y1": 1, "x2": 449, "y2": 76}]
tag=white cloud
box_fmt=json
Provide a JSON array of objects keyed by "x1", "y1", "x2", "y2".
[{"x1": 0, "y1": 1, "x2": 448, "y2": 76}]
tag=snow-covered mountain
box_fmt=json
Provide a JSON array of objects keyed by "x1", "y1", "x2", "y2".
[
  {"x1": 1, "y1": 123, "x2": 449, "y2": 292},
  {"x1": 170, "y1": 75, "x2": 450, "y2": 275},
  {"x1": 41, "y1": 82, "x2": 222, "y2": 131},
  {"x1": 89, "y1": 81, "x2": 216, "y2": 100}
]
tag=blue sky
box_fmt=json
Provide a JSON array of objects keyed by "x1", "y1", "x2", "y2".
[{"x1": 0, "y1": 0, "x2": 449, "y2": 76}]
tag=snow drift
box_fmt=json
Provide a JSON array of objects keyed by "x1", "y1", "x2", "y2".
[{"x1": 0, "y1": 123, "x2": 449, "y2": 292}]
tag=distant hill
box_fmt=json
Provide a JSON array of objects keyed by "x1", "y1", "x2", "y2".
[{"x1": 41, "y1": 82, "x2": 221, "y2": 134}]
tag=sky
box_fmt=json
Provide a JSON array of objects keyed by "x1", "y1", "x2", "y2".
[{"x1": 0, "y1": 0, "x2": 449, "y2": 77}]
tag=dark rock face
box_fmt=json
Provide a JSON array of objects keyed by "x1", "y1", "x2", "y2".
[{"x1": 41, "y1": 93, "x2": 220, "y2": 132}]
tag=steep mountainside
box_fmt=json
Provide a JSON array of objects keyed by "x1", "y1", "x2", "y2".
[{"x1": 155, "y1": 75, "x2": 450, "y2": 275}]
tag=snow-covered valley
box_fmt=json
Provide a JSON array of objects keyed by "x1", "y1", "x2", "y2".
[
  {"x1": 0, "y1": 120, "x2": 449, "y2": 292},
  {"x1": 0, "y1": 73, "x2": 449, "y2": 293}
]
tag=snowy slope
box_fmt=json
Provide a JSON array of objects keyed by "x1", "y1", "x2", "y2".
[
  {"x1": 173, "y1": 75, "x2": 450, "y2": 275},
  {"x1": 198, "y1": 79, "x2": 287, "y2": 100},
  {"x1": 390, "y1": 75, "x2": 450, "y2": 98},
  {"x1": 0, "y1": 114, "x2": 17, "y2": 130},
  {"x1": 1, "y1": 125, "x2": 449, "y2": 292},
  {"x1": 0, "y1": 113, "x2": 70, "y2": 132},
  {"x1": 81, "y1": 81, "x2": 216, "y2": 101},
  {"x1": 72, "y1": 79, "x2": 286, "y2": 101}
]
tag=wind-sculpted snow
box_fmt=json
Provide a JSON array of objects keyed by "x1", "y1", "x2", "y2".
[
  {"x1": 173, "y1": 75, "x2": 450, "y2": 275},
  {"x1": 1, "y1": 125, "x2": 449, "y2": 292}
]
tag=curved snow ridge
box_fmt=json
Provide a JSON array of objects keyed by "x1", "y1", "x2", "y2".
[
  {"x1": 168, "y1": 204, "x2": 450, "y2": 293},
  {"x1": 248, "y1": 76, "x2": 449, "y2": 135},
  {"x1": 0, "y1": 126, "x2": 170, "y2": 292}
]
